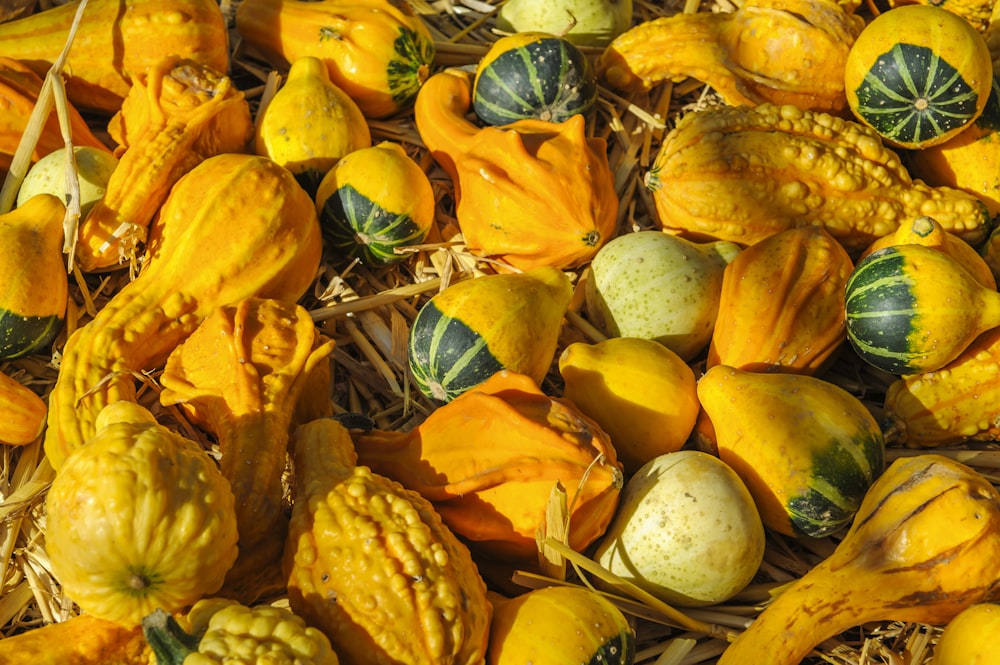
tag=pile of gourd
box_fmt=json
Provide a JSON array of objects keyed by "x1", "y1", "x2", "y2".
[{"x1": 1, "y1": 0, "x2": 1000, "y2": 663}]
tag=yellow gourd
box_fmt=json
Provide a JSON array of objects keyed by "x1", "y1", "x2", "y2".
[
  {"x1": 43, "y1": 153, "x2": 322, "y2": 470},
  {"x1": 933, "y1": 603, "x2": 1000, "y2": 664},
  {"x1": 255, "y1": 57, "x2": 371, "y2": 195},
  {"x1": 717, "y1": 454, "x2": 1000, "y2": 665},
  {"x1": 0, "y1": 370, "x2": 46, "y2": 446},
  {"x1": 283, "y1": 417, "x2": 492, "y2": 665},
  {"x1": 45, "y1": 402, "x2": 238, "y2": 627}
]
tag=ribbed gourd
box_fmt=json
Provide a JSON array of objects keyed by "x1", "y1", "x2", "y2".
[
  {"x1": 408, "y1": 268, "x2": 572, "y2": 402},
  {"x1": 0, "y1": 194, "x2": 67, "y2": 360},
  {"x1": 45, "y1": 402, "x2": 239, "y2": 627},
  {"x1": 844, "y1": 4, "x2": 994, "y2": 149},
  {"x1": 283, "y1": 417, "x2": 492, "y2": 665},
  {"x1": 472, "y1": 32, "x2": 597, "y2": 125},
  {"x1": 696, "y1": 365, "x2": 885, "y2": 538},
  {"x1": 844, "y1": 243, "x2": 1000, "y2": 375},
  {"x1": 255, "y1": 56, "x2": 371, "y2": 195},
  {"x1": 314, "y1": 141, "x2": 434, "y2": 265}
]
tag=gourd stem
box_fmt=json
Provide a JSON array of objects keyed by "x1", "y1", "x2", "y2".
[{"x1": 142, "y1": 609, "x2": 201, "y2": 665}]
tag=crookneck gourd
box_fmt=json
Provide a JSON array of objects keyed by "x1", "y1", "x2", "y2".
[
  {"x1": 0, "y1": 193, "x2": 67, "y2": 360},
  {"x1": 0, "y1": 0, "x2": 230, "y2": 113},
  {"x1": 45, "y1": 401, "x2": 239, "y2": 627},
  {"x1": 283, "y1": 416, "x2": 492, "y2": 665},
  {"x1": 645, "y1": 103, "x2": 993, "y2": 252},
  {"x1": 159, "y1": 297, "x2": 335, "y2": 604},
  {"x1": 717, "y1": 454, "x2": 1000, "y2": 665},
  {"x1": 352, "y1": 370, "x2": 625, "y2": 561},
  {"x1": 76, "y1": 56, "x2": 254, "y2": 272},
  {"x1": 143, "y1": 598, "x2": 339, "y2": 665},
  {"x1": 882, "y1": 325, "x2": 1000, "y2": 447},
  {"x1": 0, "y1": 57, "x2": 110, "y2": 172},
  {"x1": 0, "y1": 370, "x2": 46, "y2": 446},
  {"x1": 414, "y1": 68, "x2": 618, "y2": 271},
  {"x1": 597, "y1": 0, "x2": 864, "y2": 113},
  {"x1": 707, "y1": 225, "x2": 854, "y2": 375},
  {"x1": 43, "y1": 153, "x2": 322, "y2": 471},
  {"x1": 235, "y1": 0, "x2": 435, "y2": 118}
]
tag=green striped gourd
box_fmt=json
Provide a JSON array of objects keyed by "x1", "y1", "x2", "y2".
[
  {"x1": 844, "y1": 5, "x2": 993, "y2": 149},
  {"x1": 844, "y1": 244, "x2": 1000, "y2": 375},
  {"x1": 472, "y1": 32, "x2": 597, "y2": 125},
  {"x1": 408, "y1": 267, "x2": 573, "y2": 402},
  {"x1": 314, "y1": 141, "x2": 434, "y2": 265},
  {"x1": 696, "y1": 365, "x2": 886, "y2": 538}
]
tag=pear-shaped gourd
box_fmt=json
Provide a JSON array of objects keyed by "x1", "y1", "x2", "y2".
[
  {"x1": 585, "y1": 230, "x2": 740, "y2": 360},
  {"x1": 408, "y1": 267, "x2": 573, "y2": 402},
  {"x1": 717, "y1": 455, "x2": 1000, "y2": 665},
  {"x1": 697, "y1": 365, "x2": 885, "y2": 538},
  {"x1": 558, "y1": 336, "x2": 699, "y2": 475},
  {"x1": 0, "y1": 193, "x2": 67, "y2": 359},
  {"x1": 592, "y1": 450, "x2": 765, "y2": 607},
  {"x1": 845, "y1": 243, "x2": 1000, "y2": 374},
  {"x1": 256, "y1": 56, "x2": 371, "y2": 195}
]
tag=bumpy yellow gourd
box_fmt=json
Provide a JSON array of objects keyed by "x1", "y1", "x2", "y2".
[
  {"x1": 255, "y1": 57, "x2": 371, "y2": 194},
  {"x1": 45, "y1": 402, "x2": 238, "y2": 627},
  {"x1": 598, "y1": 0, "x2": 864, "y2": 113},
  {"x1": 283, "y1": 417, "x2": 492, "y2": 665},
  {"x1": 646, "y1": 103, "x2": 993, "y2": 251}
]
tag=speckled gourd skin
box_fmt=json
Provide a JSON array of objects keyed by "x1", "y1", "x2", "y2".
[
  {"x1": 283, "y1": 417, "x2": 492, "y2": 665},
  {"x1": 597, "y1": 0, "x2": 864, "y2": 113},
  {"x1": 645, "y1": 103, "x2": 993, "y2": 252}
]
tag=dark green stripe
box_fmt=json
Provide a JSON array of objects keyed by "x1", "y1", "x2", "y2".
[
  {"x1": 0, "y1": 309, "x2": 63, "y2": 360},
  {"x1": 320, "y1": 183, "x2": 428, "y2": 265}
]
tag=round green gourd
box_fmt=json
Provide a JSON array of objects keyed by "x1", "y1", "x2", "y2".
[
  {"x1": 844, "y1": 244, "x2": 1000, "y2": 375},
  {"x1": 314, "y1": 141, "x2": 434, "y2": 265},
  {"x1": 408, "y1": 267, "x2": 573, "y2": 402},
  {"x1": 472, "y1": 32, "x2": 597, "y2": 126},
  {"x1": 844, "y1": 4, "x2": 993, "y2": 149}
]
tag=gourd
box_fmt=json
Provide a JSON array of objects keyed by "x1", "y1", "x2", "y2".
[
  {"x1": 558, "y1": 336, "x2": 700, "y2": 475},
  {"x1": 859, "y1": 215, "x2": 996, "y2": 288},
  {"x1": 716, "y1": 454, "x2": 1000, "y2": 665},
  {"x1": 472, "y1": 32, "x2": 597, "y2": 125},
  {"x1": 597, "y1": 0, "x2": 864, "y2": 114},
  {"x1": 487, "y1": 586, "x2": 635, "y2": 665},
  {"x1": 0, "y1": 57, "x2": 110, "y2": 171},
  {"x1": 0, "y1": 193, "x2": 67, "y2": 360},
  {"x1": 255, "y1": 56, "x2": 371, "y2": 196},
  {"x1": 584, "y1": 230, "x2": 741, "y2": 361},
  {"x1": 881, "y1": 326, "x2": 1000, "y2": 446},
  {"x1": 881, "y1": 0, "x2": 994, "y2": 31},
  {"x1": 283, "y1": 416, "x2": 492, "y2": 665},
  {"x1": 696, "y1": 365, "x2": 885, "y2": 538},
  {"x1": 593, "y1": 450, "x2": 765, "y2": 606},
  {"x1": 645, "y1": 103, "x2": 993, "y2": 252},
  {"x1": 844, "y1": 5, "x2": 994, "y2": 149},
  {"x1": 159, "y1": 298, "x2": 336, "y2": 604},
  {"x1": 0, "y1": 370, "x2": 46, "y2": 446},
  {"x1": 235, "y1": 0, "x2": 435, "y2": 119},
  {"x1": 352, "y1": 370, "x2": 625, "y2": 561},
  {"x1": 494, "y1": 0, "x2": 634, "y2": 47},
  {"x1": 45, "y1": 401, "x2": 239, "y2": 627},
  {"x1": 906, "y1": 78, "x2": 1000, "y2": 217},
  {"x1": 408, "y1": 267, "x2": 572, "y2": 402},
  {"x1": 933, "y1": 602, "x2": 1000, "y2": 665},
  {"x1": 43, "y1": 153, "x2": 322, "y2": 471},
  {"x1": 0, "y1": 613, "x2": 149, "y2": 665},
  {"x1": 314, "y1": 141, "x2": 433, "y2": 265},
  {"x1": 706, "y1": 226, "x2": 854, "y2": 375},
  {"x1": 143, "y1": 598, "x2": 339, "y2": 665},
  {"x1": 844, "y1": 243, "x2": 1000, "y2": 375},
  {"x1": 0, "y1": 0, "x2": 230, "y2": 113},
  {"x1": 76, "y1": 56, "x2": 254, "y2": 272},
  {"x1": 17, "y1": 146, "x2": 119, "y2": 219},
  {"x1": 414, "y1": 68, "x2": 618, "y2": 271}
]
